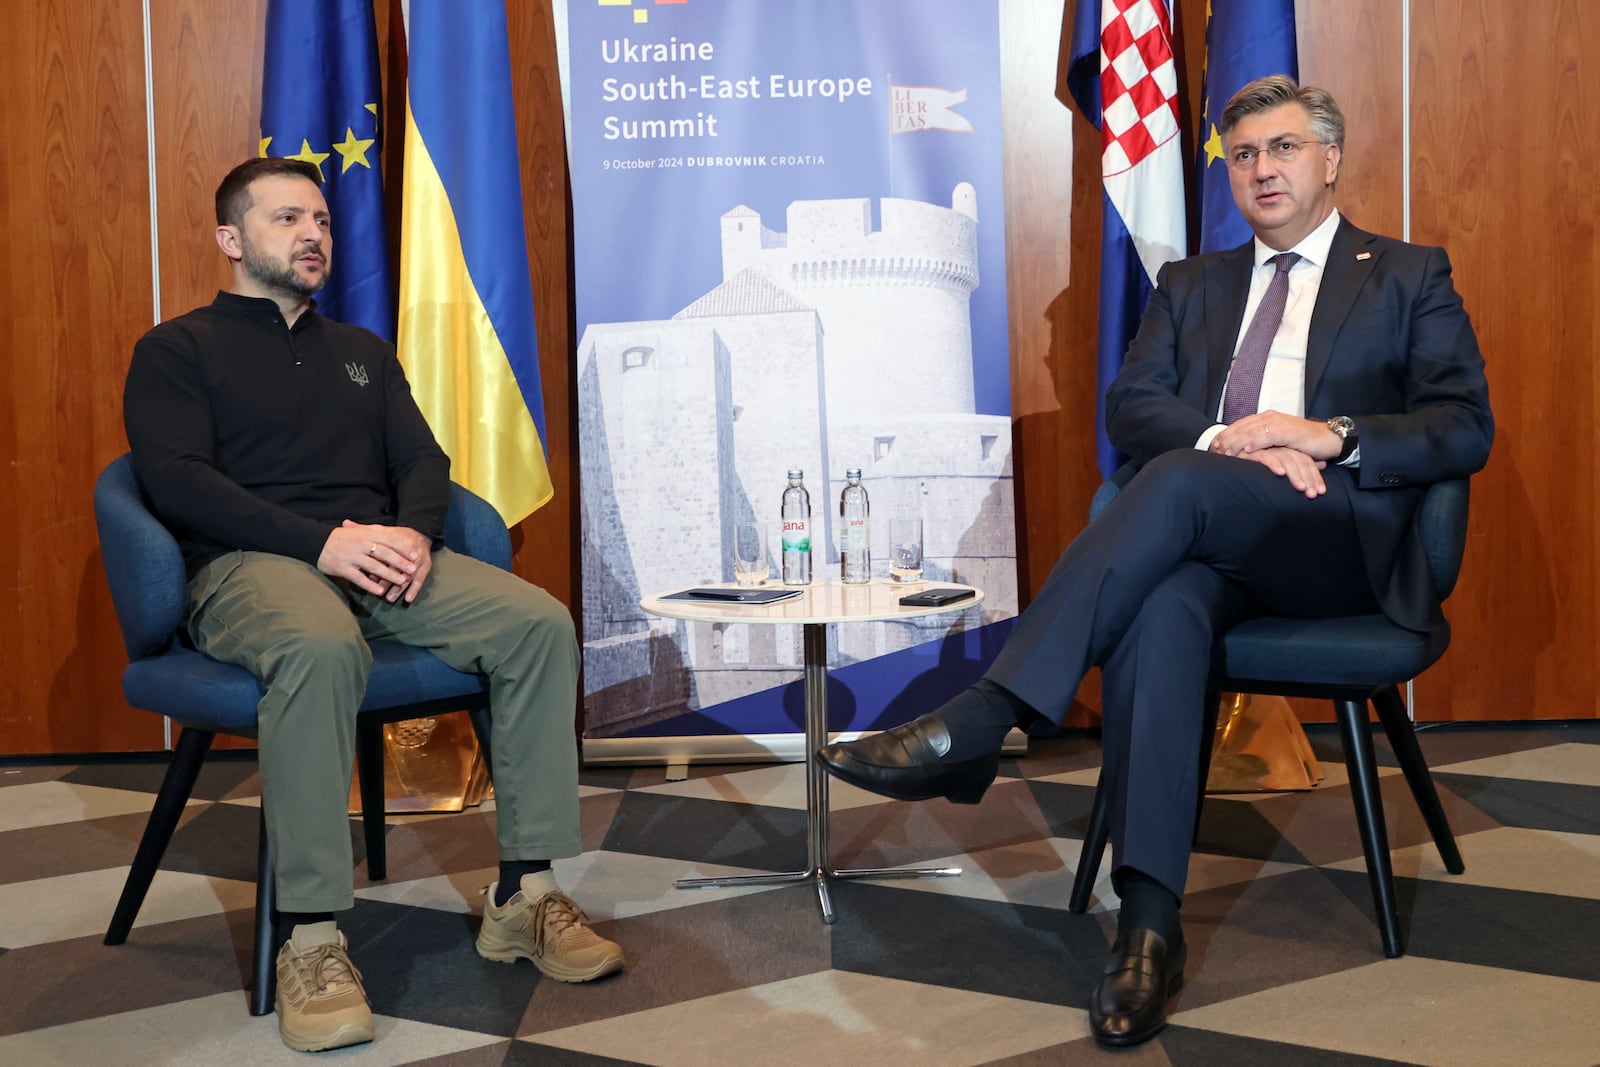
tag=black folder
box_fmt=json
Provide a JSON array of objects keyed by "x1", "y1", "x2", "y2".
[{"x1": 661, "y1": 587, "x2": 805, "y2": 604}]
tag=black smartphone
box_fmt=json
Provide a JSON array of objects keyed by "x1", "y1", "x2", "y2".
[{"x1": 898, "y1": 587, "x2": 975, "y2": 607}]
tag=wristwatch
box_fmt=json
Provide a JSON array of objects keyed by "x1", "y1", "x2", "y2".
[{"x1": 1327, "y1": 416, "x2": 1358, "y2": 463}]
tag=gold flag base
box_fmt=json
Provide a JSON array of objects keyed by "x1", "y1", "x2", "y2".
[
  {"x1": 1204, "y1": 693, "x2": 1324, "y2": 793},
  {"x1": 344, "y1": 696, "x2": 1320, "y2": 809},
  {"x1": 348, "y1": 710, "x2": 494, "y2": 815}
]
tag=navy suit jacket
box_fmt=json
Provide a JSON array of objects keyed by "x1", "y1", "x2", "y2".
[{"x1": 1103, "y1": 218, "x2": 1494, "y2": 632}]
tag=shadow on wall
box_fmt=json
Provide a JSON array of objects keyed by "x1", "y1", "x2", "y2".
[
  {"x1": 53, "y1": 545, "x2": 153, "y2": 753},
  {"x1": 869, "y1": 620, "x2": 1011, "y2": 733},
  {"x1": 1007, "y1": 285, "x2": 1103, "y2": 727},
  {"x1": 780, "y1": 672, "x2": 857, "y2": 735},
  {"x1": 583, "y1": 627, "x2": 692, "y2": 737},
  {"x1": 1460, "y1": 431, "x2": 1555, "y2": 698},
  {"x1": 577, "y1": 355, "x2": 644, "y2": 648}
]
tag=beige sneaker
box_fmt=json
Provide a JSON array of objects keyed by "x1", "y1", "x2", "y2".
[
  {"x1": 274, "y1": 921, "x2": 375, "y2": 1052},
  {"x1": 476, "y1": 881, "x2": 625, "y2": 982}
]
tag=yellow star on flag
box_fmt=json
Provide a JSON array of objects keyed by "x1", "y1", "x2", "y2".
[
  {"x1": 286, "y1": 138, "x2": 332, "y2": 181},
  {"x1": 1204, "y1": 123, "x2": 1225, "y2": 166},
  {"x1": 332, "y1": 127, "x2": 376, "y2": 173},
  {"x1": 259, "y1": 136, "x2": 273, "y2": 157}
]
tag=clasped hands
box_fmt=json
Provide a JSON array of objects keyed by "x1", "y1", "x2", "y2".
[
  {"x1": 317, "y1": 521, "x2": 433, "y2": 603},
  {"x1": 1209, "y1": 412, "x2": 1345, "y2": 499}
]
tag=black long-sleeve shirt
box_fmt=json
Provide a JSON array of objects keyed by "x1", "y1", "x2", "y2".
[{"x1": 125, "y1": 291, "x2": 450, "y2": 577}]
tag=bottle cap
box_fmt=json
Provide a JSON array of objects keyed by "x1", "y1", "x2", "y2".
[
  {"x1": 787, "y1": 469, "x2": 803, "y2": 479},
  {"x1": 846, "y1": 468, "x2": 861, "y2": 479}
]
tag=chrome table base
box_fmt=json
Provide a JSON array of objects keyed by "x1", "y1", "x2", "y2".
[{"x1": 675, "y1": 622, "x2": 962, "y2": 922}]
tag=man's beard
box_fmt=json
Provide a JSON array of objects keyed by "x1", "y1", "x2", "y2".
[{"x1": 242, "y1": 238, "x2": 328, "y2": 300}]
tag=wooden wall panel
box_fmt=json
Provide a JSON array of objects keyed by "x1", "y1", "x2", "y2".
[
  {"x1": 149, "y1": 0, "x2": 266, "y2": 321},
  {"x1": 1009, "y1": 1, "x2": 1124, "y2": 724},
  {"x1": 143, "y1": 0, "x2": 268, "y2": 751},
  {"x1": 1296, "y1": 0, "x2": 1405, "y2": 242},
  {"x1": 505, "y1": 1, "x2": 579, "y2": 612},
  {"x1": 1003, "y1": 0, "x2": 1095, "y2": 603},
  {"x1": 0, "y1": 0, "x2": 158, "y2": 754},
  {"x1": 1283, "y1": 0, "x2": 1405, "y2": 724},
  {"x1": 3, "y1": 0, "x2": 1596, "y2": 755},
  {"x1": 1408, "y1": 0, "x2": 1599, "y2": 720}
]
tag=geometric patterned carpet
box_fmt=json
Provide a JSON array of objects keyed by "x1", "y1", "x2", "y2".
[{"x1": 2, "y1": 722, "x2": 1598, "y2": 1066}]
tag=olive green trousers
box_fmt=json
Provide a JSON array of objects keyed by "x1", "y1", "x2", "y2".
[{"x1": 187, "y1": 547, "x2": 580, "y2": 912}]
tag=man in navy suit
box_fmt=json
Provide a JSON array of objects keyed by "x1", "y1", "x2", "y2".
[{"x1": 819, "y1": 76, "x2": 1492, "y2": 1047}]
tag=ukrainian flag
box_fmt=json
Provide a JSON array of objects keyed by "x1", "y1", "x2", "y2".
[
  {"x1": 1196, "y1": 0, "x2": 1299, "y2": 253},
  {"x1": 398, "y1": 3, "x2": 553, "y2": 524},
  {"x1": 260, "y1": 0, "x2": 391, "y2": 337}
]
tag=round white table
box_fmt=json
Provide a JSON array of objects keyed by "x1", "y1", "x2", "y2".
[{"x1": 640, "y1": 578, "x2": 985, "y2": 923}]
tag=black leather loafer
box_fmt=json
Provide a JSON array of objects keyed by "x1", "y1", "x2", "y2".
[
  {"x1": 816, "y1": 715, "x2": 1000, "y2": 804},
  {"x1": 1088, "y1": 927, "x2": 1186, "y2": 1048}
]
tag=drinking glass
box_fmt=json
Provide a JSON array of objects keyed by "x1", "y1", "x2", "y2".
[
  {"x1": 732, "y1": 522, "x2": 769, "y2": 585},
  {"x1": 889, "y1": 517, "x2": 923, "y2": 583}
]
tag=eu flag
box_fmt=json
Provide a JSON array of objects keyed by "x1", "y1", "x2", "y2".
[
  {"x1": 260, "y1": 0, "x2": 393, "y2": 338},
  {"x1": 1196, "y1": 0, "x2": 1299, "y2": 253}
]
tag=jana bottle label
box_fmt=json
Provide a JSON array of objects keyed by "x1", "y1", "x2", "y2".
[{"x1": 781, "y1": 519, "x2": 810, "y2": 551}]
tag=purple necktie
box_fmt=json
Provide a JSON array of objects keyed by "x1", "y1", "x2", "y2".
[{"x1": 1221, "y1": 252, "x2": 1300, "y2": 424}]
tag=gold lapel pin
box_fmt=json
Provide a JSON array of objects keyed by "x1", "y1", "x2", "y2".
[{"x1": 1356, "y1": 251, "x2": 1372, "y2": 260}]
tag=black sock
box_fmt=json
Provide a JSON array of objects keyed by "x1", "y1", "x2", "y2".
[
  {"x1": 932, "y1": 679, "x2": 1036, "y2": 761},
  {"x1": 279, "y1": 911, "x2": 335, "y2": 934},
  {"x1": 1112, "y1": 867, "x2": 1182, "y2": 946},
  {"x1": 495, "y1": 859, "x2": 552, "y2": 906}
]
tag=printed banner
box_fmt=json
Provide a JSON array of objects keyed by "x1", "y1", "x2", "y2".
[{"x1": 561, "y1": 0, "x2": 1016, "y2": 741}]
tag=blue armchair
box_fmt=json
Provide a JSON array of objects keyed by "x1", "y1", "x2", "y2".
[
  {"x1": 93, "y1": 453, "x2": 510, "y2": 1015},
  {"x1": 1067, "y1": 475, "x2": 1470, "y2": 957}
]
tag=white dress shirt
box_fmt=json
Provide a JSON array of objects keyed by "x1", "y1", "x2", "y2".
[{"x1": 1196, "y1": 208, "x2": 1354, "y2": 463}]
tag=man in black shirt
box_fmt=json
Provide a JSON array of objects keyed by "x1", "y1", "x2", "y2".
[{"x1": 125, "y1": 158, "x2": 623, "y2": 1053}]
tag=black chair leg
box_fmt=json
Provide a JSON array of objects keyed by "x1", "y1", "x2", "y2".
[
  {"x1": 105, "y1": 727, "x2": 215, "y2": 945},
  {"x1": 1334, "y1": 698, "x2": 1404, "y2": 958},
  {"x1": 249, "y1": 810, "x2": 278, "y2": 1017},
  {"x1": 1372, "y1": 685, "x2": 1465, "y2": 874},
  {"x1": 1194, "y1": 687, "x2": 1224, "y2": 839},
  {"x1": 356, "y1": 715, "x2": 388, "y2": 881},
  {"x1": 1069, "y1": 773, "x2": 1110, "y2": 913},
  {"x1": 468, "y1": 705, "x2": 494, "y2": 772}
]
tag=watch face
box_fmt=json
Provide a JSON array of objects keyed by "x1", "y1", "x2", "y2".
[{"x1": 1329, "y1": 416, "x2": 1355, "y2": 437}]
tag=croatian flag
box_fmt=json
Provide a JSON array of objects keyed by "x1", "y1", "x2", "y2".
[{"x1": 1066, "y1": 0, "x2": 1187, "y2": 476}]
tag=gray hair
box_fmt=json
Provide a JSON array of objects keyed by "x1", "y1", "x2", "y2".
[{"x1": 1220, "y1": 75, "x2": 1346, "y2": 150}]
